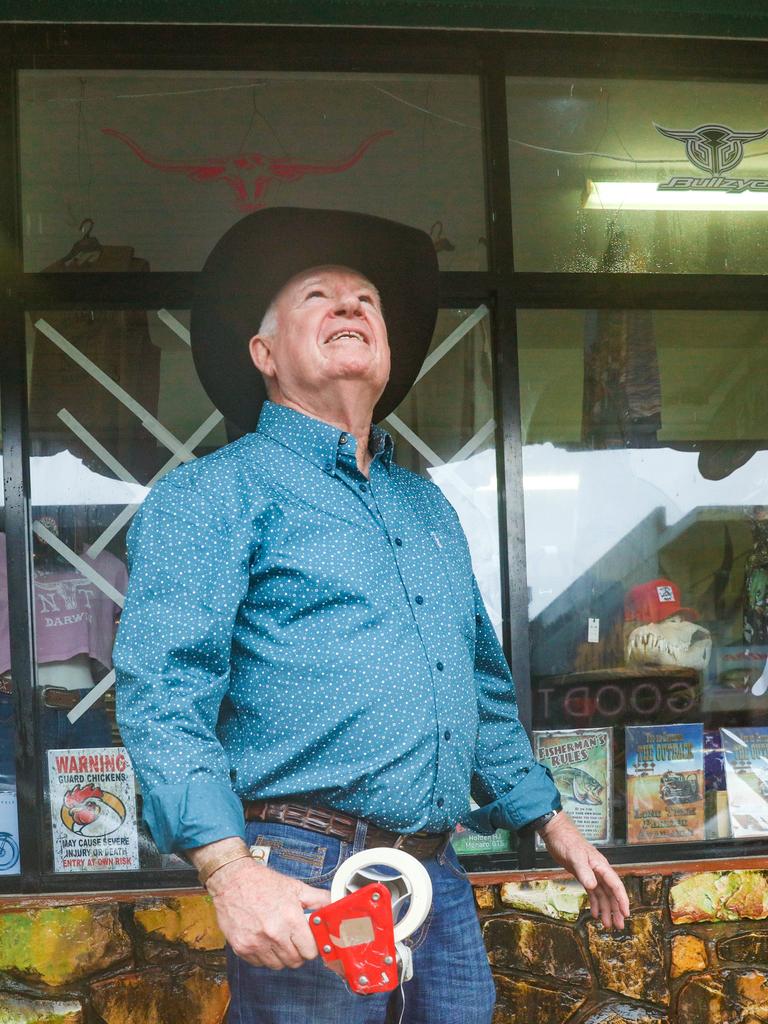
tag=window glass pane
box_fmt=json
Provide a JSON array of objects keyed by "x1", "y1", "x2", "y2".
[
  {"x1": 508, "y1": 77, "x2": 768, "y2": 273},
  {"x1": 0, "y1": 399, "x2": 22, "y2": 877},
  {"x1": 27, "y1": 306, "x2": 221, "y2": 874},
  {"x1": 520, "y1": 309, "x2": 768, "y2": 849},
  {"x1": 20, "y1": 71, "x2": 485, "y2": 272}
]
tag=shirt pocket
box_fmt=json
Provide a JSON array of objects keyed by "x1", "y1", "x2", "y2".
[{"x1": 270, "y1": 482, "x2": 362, "y2": 531}]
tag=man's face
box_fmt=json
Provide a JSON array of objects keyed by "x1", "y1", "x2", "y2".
[{"x1": 250, "y1": 265, "x2": 391, "y2": 409}]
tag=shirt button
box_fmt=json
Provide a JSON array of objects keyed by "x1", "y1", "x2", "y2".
[
  {"x1": 415, "y1": 595, "x2": 424, "y2": 605},
  {"x1": 436, "y1": 661, "x2": 444, "y2": 672},
  {"x1": 436, "y1": 797, "x2": 445, "y2": 808},
  {"x1": 359, "y1": 483, "x2": 368, "y2": 493},
  {"x1": 339, "y1": 433, "x2": 348, "y2": 445},
  {"x1": 394, "y1": 538, "x2": 403, "y2": 547},
  {"x1": 444, "y1": 730, "x2": 451, "y2": 741}
]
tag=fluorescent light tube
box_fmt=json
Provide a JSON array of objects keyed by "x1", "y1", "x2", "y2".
[{"x1": 584, "y1": 179, "x2": 768, "y2": 211}]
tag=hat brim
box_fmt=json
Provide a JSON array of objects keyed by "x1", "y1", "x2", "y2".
[
  {"x1": 191, "y1": 208, "x2": 439, "y2": 433},
  {"x1": 697, "y1": 441, "x2": 760, "y2": 481},
  {"x1": 669, "y1": 440, "x2": 761, "y2": 481},
  {"x1": 662, "y1": 606, "x2": 699, "y2": 622}
]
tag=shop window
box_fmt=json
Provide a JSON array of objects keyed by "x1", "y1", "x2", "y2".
[
  {"x1": 26, "y1": 307, "x2": 220, "y2": 874},
  {"x1": 0, "y1": 400, "x2": 21, "y2": 879},
  {"x1": 507, "y1": 77, "x2": 768, "y2": 273},
  {"x1": 22, "y1": 304, "x2": 503, "y2": 875},
  {"x1": 19, "y1": 71, "x2": 486, "y2": 274},
  {"x1": 519, "y1": 308, "x2": 768, "y2": 848}
]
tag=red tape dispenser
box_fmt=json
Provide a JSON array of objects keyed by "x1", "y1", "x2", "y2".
[{"x1": 308, "y1": 881, "x2": 399, "y2": 994}]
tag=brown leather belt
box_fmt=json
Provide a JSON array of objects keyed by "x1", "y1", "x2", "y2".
[
  {"x1": 0, "y1": 682, "x2": 90, "y2": 707},
  {"x1": 41, "y1": 687, "x2": 87, "y2": 711},
  {"x1": 243, "y1": 799, "x2": 450, "y2": 861}
]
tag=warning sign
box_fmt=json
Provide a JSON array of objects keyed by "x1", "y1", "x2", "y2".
[{"x1": 47, "y1": 747, "x2": 139, "y2": 872}]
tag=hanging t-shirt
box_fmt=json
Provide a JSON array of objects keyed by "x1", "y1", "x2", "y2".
[{"x1": 0, "y1": 534, "x2": 127, "y2": 674}]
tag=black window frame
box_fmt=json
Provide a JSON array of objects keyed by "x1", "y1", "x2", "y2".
[{"x1": 1, "y1": 23, "x2": 767, "y2": 893}]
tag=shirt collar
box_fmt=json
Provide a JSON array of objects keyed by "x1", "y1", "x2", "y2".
[
  {"x1": 257, "y1": 401, "x2": 394, "y2": 474},
  {"x1": 370, "y1": 423, "x2": 394, "y2": 470}
]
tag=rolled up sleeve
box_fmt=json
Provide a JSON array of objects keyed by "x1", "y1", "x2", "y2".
[
  {"x1": 113, "y1": 468, "x2": 252, "y2": 853},
  {"x1": 467, "y1": 578, "x2": 561, "y2": 834}
]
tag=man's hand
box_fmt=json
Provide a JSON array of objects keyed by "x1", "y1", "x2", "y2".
[
  {"x1": 189, "y1": 840, "x2": 332, "y2": 969},
  {"x1": 538, "y1": 811, "x2": 630, "y2": 931}
]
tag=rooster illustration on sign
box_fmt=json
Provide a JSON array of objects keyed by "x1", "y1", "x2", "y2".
[
  {"x1": 102, "y1": 127, "x2": 393, "y2": 210},
  {"x1": 61, "y1": 783, "x2": 126, "y2": 837}
]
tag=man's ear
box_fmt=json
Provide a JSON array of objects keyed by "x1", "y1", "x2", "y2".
[{"x1": 249, "y1": 334, "x2": 275, "y2": 380}]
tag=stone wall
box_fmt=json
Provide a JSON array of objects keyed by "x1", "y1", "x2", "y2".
[
  {"x1": 2, "y1": 868, "x2": 768, "y2": 1023},
  {"x1": 0, "y1": 894, "x2": 228, "y2": 1024},
  {"x1": 478, "y1": 868, "x2": 768, "y2": 1023}
]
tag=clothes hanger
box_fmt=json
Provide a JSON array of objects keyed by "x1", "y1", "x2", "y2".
[{"x1": 62, "y1": 219, "x2": 103, "y2": 268}]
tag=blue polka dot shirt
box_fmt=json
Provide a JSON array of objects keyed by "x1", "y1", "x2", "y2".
[{"x1": 114, "y1": 401, "x2": 559, "y2": 853}]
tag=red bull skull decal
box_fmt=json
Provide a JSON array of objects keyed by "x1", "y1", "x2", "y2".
[{"x1": 102, "y1": 128, "x2": 393, "y2": 211}]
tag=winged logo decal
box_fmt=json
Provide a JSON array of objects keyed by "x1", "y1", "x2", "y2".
[{"x1": 654, "y1": 123, "x2": 768, "y2": 176}]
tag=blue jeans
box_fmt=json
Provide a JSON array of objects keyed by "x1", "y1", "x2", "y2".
[
  {"x1": 40, "y1": 692, "x2": 113, "y2": 752},
  {"x1": 226, "y1": 820, "x2": 496, "y2": 1024},
  {"x1": 0, "y1": 690, "x2": 113, "y2": 786}
]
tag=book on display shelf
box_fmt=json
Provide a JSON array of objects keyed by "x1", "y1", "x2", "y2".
[
  {"x1": 625, "y1": 723, "x2": 705, "y2": 844},
  {"x1": 721, "y1": 726, "x2": 768, "y2": 838},
  {"x1": 533, "y1": 727, "x2": 613, "y2": 847},
  {"x1": 704, "y1": 728, "x2": 731, "y2": 840}
]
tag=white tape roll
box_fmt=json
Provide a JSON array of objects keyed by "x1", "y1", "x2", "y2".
[{"x1": 331, "y1": 847, "x2": 433, "y2": 942}]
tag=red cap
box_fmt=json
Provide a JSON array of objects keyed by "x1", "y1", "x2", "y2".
[{"x1": 624, "y1": 579, "x2": 698, "y2": 624}]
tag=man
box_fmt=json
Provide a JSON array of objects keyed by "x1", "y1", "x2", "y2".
[{"x1": 114, "y1": 207, "x2": 628, "y2": 1024}]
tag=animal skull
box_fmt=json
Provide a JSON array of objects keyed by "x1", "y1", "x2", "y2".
[{"x1": 626, "y1": 614, "x2": 712, "y2": 671}]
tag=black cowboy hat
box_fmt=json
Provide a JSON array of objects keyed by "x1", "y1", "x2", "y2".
[{"x1": 190, "y1": 207, "x2": 439, "y2": 433}]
